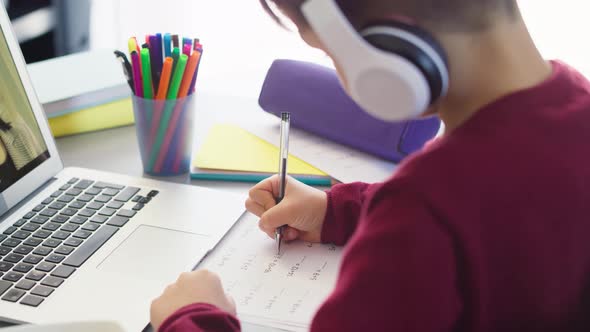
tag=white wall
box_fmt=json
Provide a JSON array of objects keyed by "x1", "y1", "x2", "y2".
[
  {"x1": 90, "y1": 1, "x2": 590, "y2": 99},
  {"x1": 89, "y1": 0, "x2": 330, "y2": 100},
  {"x1": 519, "y1": 1, "x2": 590, "y2": 77}
]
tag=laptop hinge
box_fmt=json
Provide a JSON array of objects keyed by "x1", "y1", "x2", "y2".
[{"x1": 0, "y1": 176, "x2": 58, "y2": 225}]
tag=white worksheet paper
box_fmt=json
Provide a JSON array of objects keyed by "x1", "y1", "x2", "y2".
[{"x1": 199, "y1": 214, "x2": 343, "y2": 331}]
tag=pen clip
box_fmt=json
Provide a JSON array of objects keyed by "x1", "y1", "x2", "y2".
[{"x1": 114, "y1": 50, "x2": 134, "y2": 93}]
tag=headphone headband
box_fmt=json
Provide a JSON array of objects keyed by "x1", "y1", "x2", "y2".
[{"x1": 301, "y1": 0, "x2": 367, "y2": 72}]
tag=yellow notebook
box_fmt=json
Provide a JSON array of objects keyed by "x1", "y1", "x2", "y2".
[
  {"x1": 48, "y1": 98, "x2": 134, "y2": 138},
  {"x1": 192, "y1": 124, "x2": 331, "y2": 185}
]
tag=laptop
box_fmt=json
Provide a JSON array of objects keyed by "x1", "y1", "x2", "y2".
[{"x1": 0, "y1": 5, "x2": 245, "y2": 331}]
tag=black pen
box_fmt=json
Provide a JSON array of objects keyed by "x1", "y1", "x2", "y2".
[
  {"x1": 114, "y1": 50, "x2": 134, "y2": 93},
  {"x1": 275, "y1": 112, "x2": 291, "y2": 254}
]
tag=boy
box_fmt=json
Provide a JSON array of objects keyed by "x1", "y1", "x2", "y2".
[{"x1": 150, "y1": 0, "x2": 590, "y2": 331}]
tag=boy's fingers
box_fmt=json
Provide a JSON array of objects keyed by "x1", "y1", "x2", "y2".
[
  {"x1": 250, "y1": 175, "x2": 279, "y2": 194},
  {"x1": 258, "y1": 222, "x2": 298, "y2": 241},
  {"x1": 245, "y1": 198, "x2": 265, "y2": 217},
  {"x1": 284, "y1": 227, "x2": 299, "y2": 241},
  {"x1": 258, "y1": 219, "x2": 276, "y2": 239},
  {"x1": 248, "y1": 188, "x2": 277, "y2": 210}
]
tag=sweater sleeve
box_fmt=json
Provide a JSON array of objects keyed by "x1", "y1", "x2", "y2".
[
  {"x1": 158, "y1": 303, "x2": 240, "y2": 332},
  {"x1": 313, "y1": 186, "x2": 463, "y2": 331},
  {"x1": 321, "y1": 182, "x2": 375, "y2": 245}
]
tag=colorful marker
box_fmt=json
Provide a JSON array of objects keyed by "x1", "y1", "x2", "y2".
[
  {"x1": 140, "y1": 48, "x2": 153, "y2": 99},
  {"x1": 130, "y1": 51, "x2": 143, "y2": 98},
  {"x1": 171, "y1": 47, "x2": 180, "y2": 77},
  {"x1": 149, "y1": 57, "x2": 174, "y2": 148},
  {"x1": 179, "y1": 51, "x2": 201, "y2": 98},
  {"x1": 156, "y1": 57, "x2": 173, "y2": 100},
  {"x1": 167, "y1": 54, "x2": 188, "y2": 99},
  {"x1": 183, "y1": 37, "x2": 192, "y2": 51},
  {"x1": 149, "y1": 35, "x2": 162, "y2": 91},
  {"x1": 163, "y1": 33, "x2": 172, "y2": 58},
  {"x1": 182, "y1": 44, "x2": 191, "y2": 57},
  {"x1": 129, "y1": 37, "x2": 142, "y2": 72},
  {"x1": 128, "y1": 37, "x2": 137, "y2": 56},
  {"x1": 149, "y1": 54, "x2": 188, "y2": 172}
]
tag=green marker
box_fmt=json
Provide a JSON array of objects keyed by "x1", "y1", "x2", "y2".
[
  {"x1": 171, "y1": 47, "x2": 180, "y2": 78},
  {"x1": 167, "y1": 54, "x2": 187, "y2": 99},
  {"x1": 147, "y1": 54, "x2": 188, "y2": 171},
  {"x1": 140, "y1": 48, "x2": 153, "y2": 99}
]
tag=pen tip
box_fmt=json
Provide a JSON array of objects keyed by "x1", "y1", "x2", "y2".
[{"x1": 276, "y1": 233, "x2": 281, "y2": 255}]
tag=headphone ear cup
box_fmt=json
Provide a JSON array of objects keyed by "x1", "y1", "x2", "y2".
[
  {"x1": 299, "y1": 0, "x2": 448, "y2": 121},
  {"x1": 361, "y1": 23, "x2": 449, "y2": 105},
  {"x1": 347, "y1": 59, "x2": 431, "y2": 121}
]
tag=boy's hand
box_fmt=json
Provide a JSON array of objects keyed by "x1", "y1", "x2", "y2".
[
  {"x1": 150, "y1": 270, "x2": 236, "y2": 331},
  {"x1": 245, "y1": 175, "x2": 328, "y2": 243}
]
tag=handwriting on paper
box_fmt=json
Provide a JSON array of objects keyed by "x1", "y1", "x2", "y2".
[{"x1": 200, "y1": 215, "x2": 343, "y2": 326}]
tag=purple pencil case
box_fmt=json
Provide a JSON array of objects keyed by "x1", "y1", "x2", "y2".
[{"x1": 258, "y1": 59, "x2": 441, "y2": 162}]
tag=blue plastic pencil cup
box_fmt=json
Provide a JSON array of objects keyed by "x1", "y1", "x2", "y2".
[{"x1": 131, "y1": 94, "x2": 197, "y2": 176}]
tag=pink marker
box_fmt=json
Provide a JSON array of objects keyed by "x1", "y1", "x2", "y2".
[
  {"x1": 182, "y1": 44, "x2": 191, "y2": 56},
  {"x1": 131, "y1": 51, "x2": 143, "y2": 97}
]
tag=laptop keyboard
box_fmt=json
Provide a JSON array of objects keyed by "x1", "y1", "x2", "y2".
[{"x1": 0, "y1": 178, "x2": 159, "y2": 307}]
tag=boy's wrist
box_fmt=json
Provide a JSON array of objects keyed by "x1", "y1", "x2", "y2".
[{"x1": 320, "y1": 189, "x2": 339, "y2": 244}]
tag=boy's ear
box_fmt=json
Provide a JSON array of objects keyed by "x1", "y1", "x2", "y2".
[{"x1": 298, "y1": 27, "x2": 324, "y2": 49}]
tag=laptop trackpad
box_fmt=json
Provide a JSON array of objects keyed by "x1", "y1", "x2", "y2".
[{"x1": 98, "y1": 225, "x2": 209, "y2": 282}]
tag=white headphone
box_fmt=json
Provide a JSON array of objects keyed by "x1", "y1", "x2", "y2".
[{"x1": 301, "y1": 0, "x2": 450, "y2": 121}]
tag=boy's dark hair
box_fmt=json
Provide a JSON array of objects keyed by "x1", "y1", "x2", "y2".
[{"x1": 260, "y1": 0, "x2": 518, "y2": 31}]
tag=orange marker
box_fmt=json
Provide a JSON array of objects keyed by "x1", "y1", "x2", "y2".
[
  {"x1": 156, "y1": 57, "x2": 174, "y2": 100},
  {"x1": 133, "y1": 37, "x2": 141, "y2": 51},
  {"x1": 178, "y1": 51, "x2": 201, "y2": 97}
]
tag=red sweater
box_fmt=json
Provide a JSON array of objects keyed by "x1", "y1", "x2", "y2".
[{"x1": 159, "y1": 61, "x2": 590, "y2": 332}]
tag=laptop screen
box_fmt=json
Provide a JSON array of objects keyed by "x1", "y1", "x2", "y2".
[{"x1": 0, "y1": 27, "x2": 50, "y2": 193}]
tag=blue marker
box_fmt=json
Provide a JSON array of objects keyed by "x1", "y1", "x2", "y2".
[{"x1": 163, "y1": 33, "x2": 172, "y2": 58}]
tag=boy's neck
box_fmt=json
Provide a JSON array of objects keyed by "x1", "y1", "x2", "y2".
[{"x1": 433, "y1": 14, "x2": 552, "y2": 132}]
